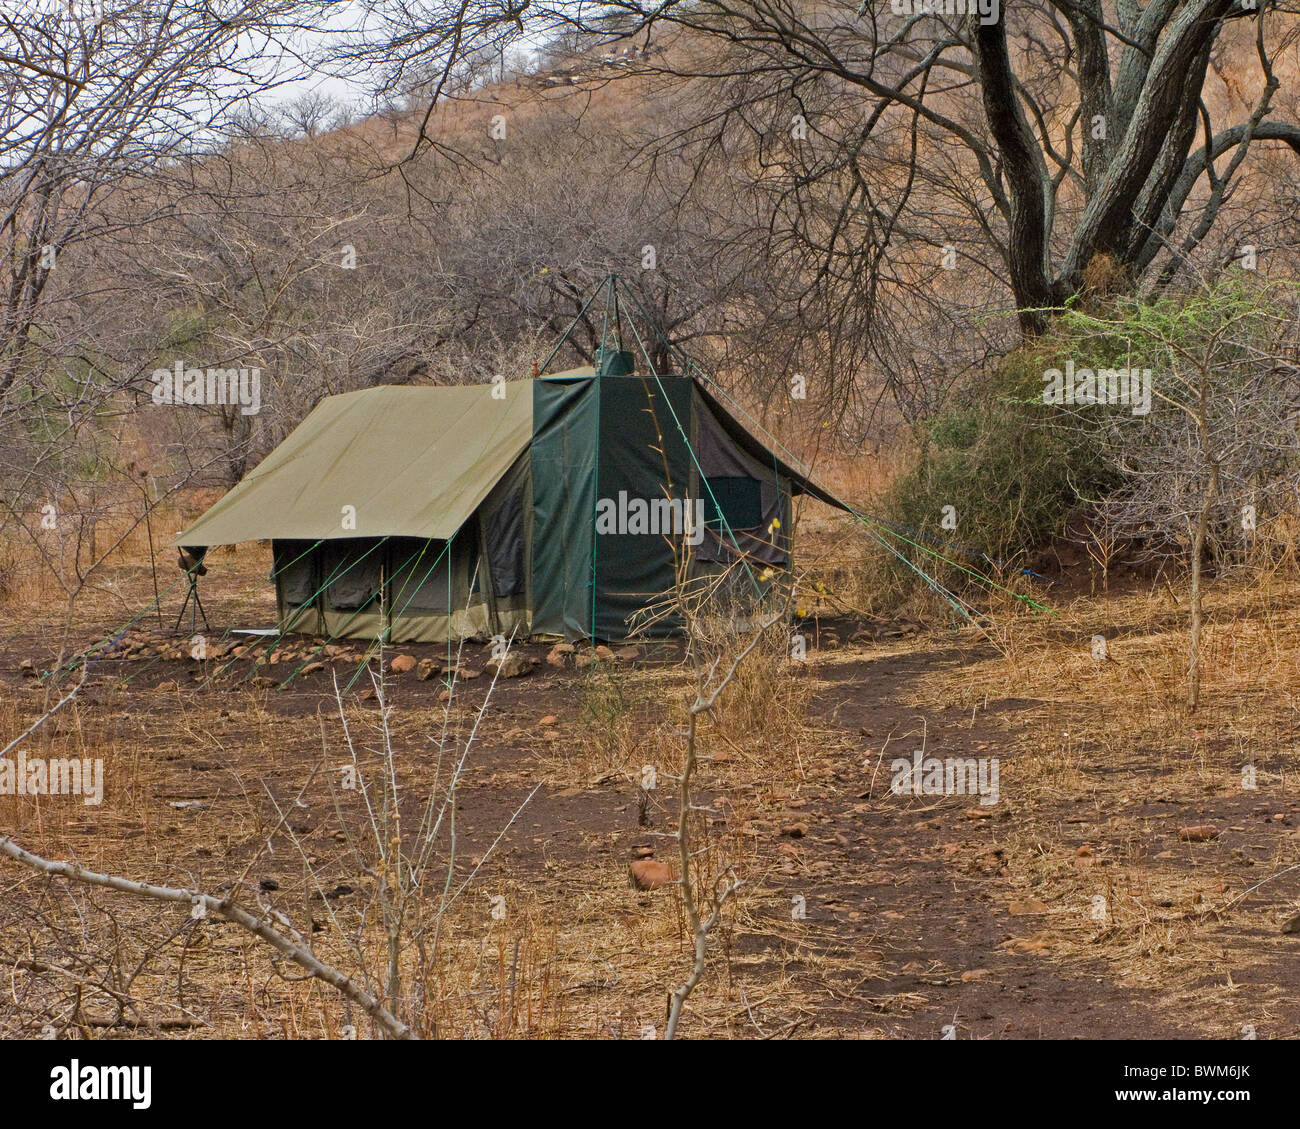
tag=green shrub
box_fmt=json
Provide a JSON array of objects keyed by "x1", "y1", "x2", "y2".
[{"x1": 869, "y1": 349, "x2": 1116, "y2": 603}]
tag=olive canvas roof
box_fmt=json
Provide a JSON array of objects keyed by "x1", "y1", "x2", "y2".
[{"x1": 175, "y1": 381, "x2": 533, "y2": 547}]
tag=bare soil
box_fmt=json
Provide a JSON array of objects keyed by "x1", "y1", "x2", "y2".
[{"x1": 4, "y1": 553, "x2": 1297, "y2": 1038}]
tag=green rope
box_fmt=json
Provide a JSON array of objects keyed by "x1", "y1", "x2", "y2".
[
  {"x1": 622, "y1": 313, "x2": 763, "y2": 598},
  {"x1": 107, "y1": 540, "x2": 330, "y2": 690},
  {"x1": 282, "y1": 537, "x2": 453, "y2": 691},
  {"x1": 536, "y1": 285, "x2": 603, "y2": 375},
  {"x1": 853, "y1": 510, "x2": 1055, "y2": 615},
  {"x1": 679, "y1": 356, "x2": 1053, "y2": 615},
  {"x1": 199, "y1": 536, "x2": 393, "y2": 689},
  {"x1": 592, "y1": 293, "x2": 605, "y2": 639}
]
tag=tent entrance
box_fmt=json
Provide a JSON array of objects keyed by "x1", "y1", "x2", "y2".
[{"x1": 272, "y1": 533, "x2": 495, "y2": 644}]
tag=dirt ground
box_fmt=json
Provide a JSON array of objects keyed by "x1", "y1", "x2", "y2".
[{"x1": 1, "y1": 541, "x2": 1298, "y2": 1039}]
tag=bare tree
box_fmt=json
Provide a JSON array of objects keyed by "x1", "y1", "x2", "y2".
[
  {"x1": 1056, "y1": 278, "x2": 1300, "y2": 709},
  {"x1": 334, "y1": 0, "x2": 1300, "y2": 435}
]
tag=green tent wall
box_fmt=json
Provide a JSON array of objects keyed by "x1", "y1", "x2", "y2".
[{"x1": 178, "y1": 367, "x2": 846, "y2": 644}]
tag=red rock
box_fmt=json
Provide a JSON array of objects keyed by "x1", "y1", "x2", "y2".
[
  {"x1": 389, "y1": 654, "x2": 417, "y2": 673},
  {"x1": 1178, "y1": 825, "x2": 1219, "y2": 842},
  {"x1": 485, "y1": 653, "x2": 531, "y2": 679},
  {"x1": 629, "y1": 859, "x2": 675, "y2": 890},
  {"x1": 546, "y1": 643, "x2": 575, "y2": 668}
]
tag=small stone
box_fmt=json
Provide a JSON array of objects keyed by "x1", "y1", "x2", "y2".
[
  {"x1": 629, "y1": 859, "x2": 675, "y2": 890},
  {"x1": 539, "y1": 715, "x2": 558, "y2": 726},
  {"x1": 389, "y1": 654, "x2": 417, "y2": 674},
  {"x1": 417, "y1": 658, "x2": 439, "y2": 681},
  {"x1": 154, "y1": 680, "x2": 178, "y2": 692},
  {"x1": 780, "y1": 822, "x2": 808, "y2": 838},
  {"x1": 1178, "y1": 825, "x2": 1219, "y2": 842},
  {"x1": 485, "y1": 653, "x2": 532, "y2": 679}
]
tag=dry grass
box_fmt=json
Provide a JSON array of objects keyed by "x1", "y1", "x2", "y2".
[
  {"x1": 2, "y1": 486, "x2": 1298, "y2": 1038},
  {"x1": 884, "y1": 576, "x2": 1300, "y2": 1033}
]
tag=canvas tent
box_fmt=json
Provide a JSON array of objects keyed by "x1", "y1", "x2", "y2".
[{"x1": 176, "y1": 358, "x2": 849, "y2": 643}]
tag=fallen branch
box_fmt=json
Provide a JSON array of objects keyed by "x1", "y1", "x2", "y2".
[{"x1": 0, "y1": 835, "x2": 414, "y2": 1040}]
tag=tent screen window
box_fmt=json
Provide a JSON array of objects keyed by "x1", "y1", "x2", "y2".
[{"x1": 703, "y1": 476, "x2": 763, "y2": 531}]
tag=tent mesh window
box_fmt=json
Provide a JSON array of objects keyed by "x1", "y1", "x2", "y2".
[
  {"x1": 275, "y1": 541, "x2": 318, "y2": 606},
  {"x1": 325, "y1": 542, "x2": 383, "y2": 611},
  {"x1": 388, "y1": 538, "x2": 453, "y2": 614},
  {"x1": 702, "y1": 475, "x2": 764, "y2": 533},
  {"x1": 486, "y1": 487, "x2": 525, "y2": 598}
]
